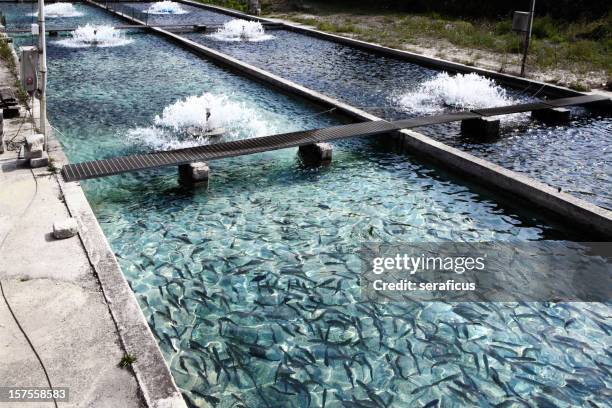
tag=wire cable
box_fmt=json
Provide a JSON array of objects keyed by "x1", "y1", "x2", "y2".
[
  {"x1": 0, "y1": 168, "x2": 58, "y2": 408},
  {"x1": 295, "y1": 106, "x2": 337, "y2": 119},
  {"x1": 6, "y1": 100, "x2": 34, "y2": 146}
]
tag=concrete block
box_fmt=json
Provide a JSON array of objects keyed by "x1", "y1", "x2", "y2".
[
  {"x1": 3, "y1": 107, "x2": 19, "y2": 119},
  {"x1": 178, "y1": 162, "x2": 209, "y2": 187},
  {"x1": 53, "y1": 217, "x2": 78, "y2": 239},
  {"x1": 532, "y1": 107, "x2": 571, "y2": 124},
  {"x1": 30, "y1": 151, "x2": 48, "y2": 168},
  {"x1": 299, "y1": 142, "x2": 333, "y2": 165},
  {"x1": 461, "y1": 117, "x2": 500, "y2": 140},
  {"x1": 26, "y1": 133, "x2": 45, "y2": 147},
  {"x1": 25, "y1": 144, "x2": 43, "y2": 159},
  {"x1": 26, "y1": 133, "x2": 44, "y2": 149},
  {"x1": 25, "y1": 133, "x2": 44, "y2": 159}
]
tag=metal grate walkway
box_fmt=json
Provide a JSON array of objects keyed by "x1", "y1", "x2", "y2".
[{"x1": 61, "y1": 94, "x2": 609, "y2": 182}]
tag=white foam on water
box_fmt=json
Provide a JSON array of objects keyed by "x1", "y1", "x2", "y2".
[
  {"x1": 30, "y1": 2, "x2": 84, "y2": 18},
  {"x1": 128, "y1": 93, "x2": 271, "y2": 150},
  {"x1": 397, "y1": 72, "x2": 515, "y2": 114},
  {"x1": 145, "y1": 1, "x2": 188, "y2": 15},
  {"x1": 209, "y1": 19, "x2": 274, "y2": 42},
  {"x1": 55, "y1": 24, "x2": 133, "y2": 48}
]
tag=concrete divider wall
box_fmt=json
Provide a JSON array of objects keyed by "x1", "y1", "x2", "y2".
[
  {"x1": 86, "y1": 0, "x2": 612, "y2": 238},
  {"x1": 53, "y1": 132, "x2": 187, "y2": 408},
  {"x1": 6, "y1": 30, "x2": 187, "y2": 408}
]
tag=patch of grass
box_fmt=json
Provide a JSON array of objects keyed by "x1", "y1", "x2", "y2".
[
  {"x1": 317, "y1": 21, "x2": 337, "y2": 32},
  {"x1": 119, "y1": 354, "x2": 137, "y2": 368},
  {"x1": 0, "y1": 37, "x2": 16, "y2": 73},
  {"x1": 14, "y1": 79, "x2": 29, "y2": 106},
  {"x1": 195, "y1": 0, "x2": 248, "y2": 12},
  {"x1": 0, "y1": 38, "x2": 30, "y2": 106},
  {"x1": 569, "y1": 81, "x2": 590, "y2": 92},
  {"x1": 48, "y1": 157, "x2": 59, "y2": 173},
  {"x1": 291, "y1": 16, "x2": 318, "y2": 26}
]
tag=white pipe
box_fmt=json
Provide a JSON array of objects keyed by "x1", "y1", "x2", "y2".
[{"x1": 38, "y1": 0, "x2": 47, "y2": 149}]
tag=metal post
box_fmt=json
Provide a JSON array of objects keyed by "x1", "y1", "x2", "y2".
[
  {"x1": 38, "y1": 0, "x2": 47, "y2": 149},
  {"x1": 520, "y1": 0, "x2": 536, "y2": 77}
]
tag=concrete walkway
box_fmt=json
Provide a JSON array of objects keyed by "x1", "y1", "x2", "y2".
[{"x1": 0, "y1": 54, "x2": 143, "y2": 406}]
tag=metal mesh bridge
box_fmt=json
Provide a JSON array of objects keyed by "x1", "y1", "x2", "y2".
[{"x1": 61, "y1": 94, "x2": 609, "y2": 182}]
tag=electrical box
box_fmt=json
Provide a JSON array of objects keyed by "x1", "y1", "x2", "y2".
[
  {"x1": 512, "y1": 11, "x2": 532, "y2": 32},
  {"x1": 19, "y1": 46, "x2": 38, "y2": 93}
]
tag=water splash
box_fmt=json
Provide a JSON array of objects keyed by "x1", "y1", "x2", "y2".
[
  {"x1": 145, "y1": 1, "x2": 188, "y2": 15},
  {"x1": 128, "y1": 93, "x2": 271, "y2": 150},
  {"x1": 209, "y1": 19, "x2": 274, "y2": 42},
  {"x1": 397, "y1": 72, "x2": 514, "y2": 114},
  {"x1": 55, "y1": 24, "x2": 133, "y2": 48},
  {"x1": 30, "y1": 2, "x2": 84, "y2": 18}
]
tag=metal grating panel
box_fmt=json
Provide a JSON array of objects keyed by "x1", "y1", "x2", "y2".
[
  {"x1": 61, "y1": 120, "x2": 399, "y2": 182},
  {"x1": 543, "y1": 94, "x2": 609, "y2": 108},
  {"x1": 473, "y1": 102, "x2": 550, "y2": 116},
  {"x1": 61, "y1": 95, "x2": 610, "y2": 182},
  {"x1": 393, "y1": 112, "x2": 482, "y2": 129}
]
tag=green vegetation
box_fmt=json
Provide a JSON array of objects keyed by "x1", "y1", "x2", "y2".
[
  {"x1": 48, "y1": 157, "x2": 59, "y2": 174},
  {"x1": 14, "y1": 79, "x2": 28, "y2": 106},
  {"x1": 119, "y1": 353, "x2": 137, "y2": 368},
  {"x1": 1, "y1": 38, "x2": 30, "y2": 105},
  {"x1": 195, "y1": 0, "x2": 248, "y2": 12},
  {"x1": 0, "y1": 38, "x2": 16, "y2": 73}
]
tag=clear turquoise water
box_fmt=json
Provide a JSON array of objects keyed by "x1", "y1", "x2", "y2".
[{"x1": 2, "y1": 3, "x2": 610, "y2": 408}]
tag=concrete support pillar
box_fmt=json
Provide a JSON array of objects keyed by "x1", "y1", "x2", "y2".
[
  {"x1": 298, "y1": 142, "x2": 333, "y2": 165},
  {"x1": 178, "y1": 162, "x2": 209, "y2": 187},
  {"x1": 461, "y1": 117, "x2": 500, "y2": 140},
  {"x1": 531, "y1": 107, "x2": 571, "y2": 125},
  {"x1": 248, "y1": 0, "x2": 261, "y2": 16}
]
